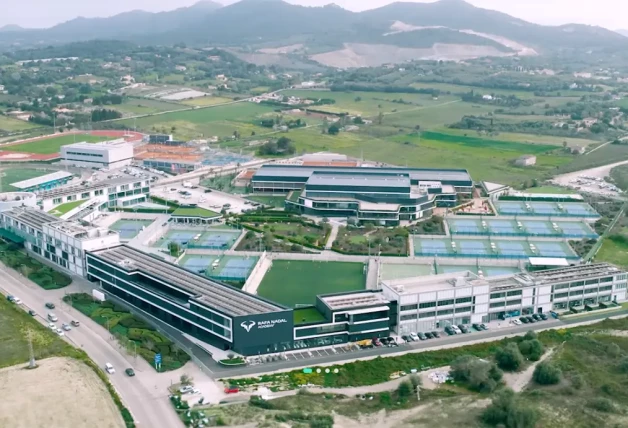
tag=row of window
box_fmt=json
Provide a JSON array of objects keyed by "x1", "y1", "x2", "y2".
[
  {"x1": 65, "y1": 151, "x2": 104, "y2": 158},
  {"x1": 400, "y1": 296, "x2": 473, "y2": 312},
  {"x1": 400, "y1": 306, "x2": 473, "y2": 321},
  {"x1": 489, "y1": 299, "x2": 522, "y2": 309}
]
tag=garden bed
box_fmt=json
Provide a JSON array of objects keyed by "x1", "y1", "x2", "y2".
[
  {"x1": 332, "y1": 226, "x2": 408, "y2": 256},
  {"x1": 0, "y1": 240, "x2": 72, "y2": 289},
  {"x1": 219, "y1": 357, "x2": 246, "y2": 366}
]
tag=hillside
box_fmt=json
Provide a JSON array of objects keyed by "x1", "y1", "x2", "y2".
[{"x1": 1, "y1": 0, "x2": 627, "y2": 66}]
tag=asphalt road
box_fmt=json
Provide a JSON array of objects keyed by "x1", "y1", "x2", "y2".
[{"x1": 0, "y1": 266, "x2": 183, "y2": 428}]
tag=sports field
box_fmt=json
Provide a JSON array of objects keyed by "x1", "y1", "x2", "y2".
[
  {"x1": 120, "y1": 102, "x2": 274, "y2": 140},
  {"x1": 3, "y1": 134, "x2": 108, "y2": 154},
  {"x1": 153, "y1": 228, "x2": 240, "y2": 249},
  {"x1": 0, "y1": 167, "x2": 59, "y2": 192},
  {"x1": 446, "y1": 218, "x2": 598, "y2": 238},
  {"x1": 494, "y1": 201, "x2": 599, "y2": 218},
  {"x1": 110, "y1": 219, "x2": 154, "y2": 240},
  {"x1": 413, "y1": 237, "x2": 579, "y2": 259},
  {"x1": 257, "y1": 260, "x2": 366, "y2": 307},
  {"x1": 180, "y1": 254, "x2": 258, "y2": 281}
]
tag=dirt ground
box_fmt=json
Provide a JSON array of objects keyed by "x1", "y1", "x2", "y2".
[{"x1": 0, "y1": 357, "x2": 125, "y2": 428}]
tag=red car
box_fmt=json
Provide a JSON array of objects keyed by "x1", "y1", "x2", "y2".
[
  {"x1": 224, "y1": 386, "x2": 239, "y2": 394},
  {"x1": 373, "y1": 338, "x2": 382, "y2": 347}
]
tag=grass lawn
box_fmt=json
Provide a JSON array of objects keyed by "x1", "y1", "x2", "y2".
[
  {"x1": 4, "y1": 134, "x2": 108, "y2": 154},
  {"x1": 0, "y1": 297, "x2": 73, "y2": 368},
  {"x1": 246, "y1": 195, "x2": 287, "y2": 208},
  {"x1": 120, "y1": 102, "x2": 274, "y2": 140},
  {"x1": 293, "y1": 307, "x2": 327, "y2": 325},
  {"x1": 114, "y1": 98, "x2": 186, "y2": 116},
  {"x1": 171, "y1": 207, "x2": 221, "y2": 218},
  {"x1": 595, "y1": 237, "x2": 628, "y2": 268},
  {"x1": 0, "y1": 115, "x2": 39, "y2": 132},
  {"x1": 0, "y1": 167, "x2": 59, "y2": 192},
  {"x1": 437, "y1": 128, "x2": 597, "y2": 148},
  {"x1": 257, "y1": 260, "x2": 366, "y2": 307},
  {"x1": 48, "y1": 199, "x2": 86, "y2": 216},
  {"x1": 181, "y1": 96, "x2": 233, "y2": 106}
]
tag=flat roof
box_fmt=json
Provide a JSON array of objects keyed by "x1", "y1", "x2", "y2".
[
  {"x1": 89, "y1": 245, "x2": 283, "y2": 317},
  {"x1": 45, "y1": 221, "x2": 117, "y2": 240},
  {"x1": 11, "y1": 171, "x2": 73, "y2": 189},
  {"x1": 320, "y1": 291, "x2": 389, "y2": 311},
  {"x1": 253, "y1": 165, "x2": 472, "y2": 183},
  {"x1": 307, "y1": 173, "x2": 410, "y2": 188},
  {"x1": 39, "y1": 177, "x2": 141, "y2": 200},
  {"x1": 3, "y1": 206, "x2": 60, "y2": 230},
  {"x1": 62, "y1": 139, "x2": 129, "y2": 150},
  {"x1": 528, "y1": 257, "x2": 570, "y2": 267}
]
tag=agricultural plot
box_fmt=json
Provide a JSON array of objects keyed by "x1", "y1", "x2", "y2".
[
  {"x1": 181, "y1": 96, "x2": 233, "y2": 106},
  {"x1": 257, "y1": 260, "x2": 366, "y2": 307},
  {"x1": 114, "y1": 98, "x2": 186, "y2": 116},
  {"x1": 0, "y1": 115, "x2": 38, "y2": 132},
  {"x1": 120, "y1": 102, "x2": 274, "y2": 140},
  {"x1": 3, "y1": 134, "x2": 108, "y2": 154},
  {"x1": 438, "y1": 128, "x2": 597, "y2": 148}
]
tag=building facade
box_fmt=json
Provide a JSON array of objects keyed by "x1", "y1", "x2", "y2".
[
  {"x1": 10, "y1": 171, "x2": 74, "y2": 193},
  {"x1": 252, "y1": 165, "x2": 472, "y2": 225},
  {"x1": 61, "y1": 139, "x2": 134, "y2": 169},
  {"x1": 0, "y1": 207, "x2": 119, "y2": 276},
  {"x1": 382, "y1": 263, "x2": 627, "y2": 336}
]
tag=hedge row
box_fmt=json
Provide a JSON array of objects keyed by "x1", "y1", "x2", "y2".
[
  {"x1": 331, "y1": 247, "x2": 407, "y2": 257},
  {"x1": 116, "y1": 207, "x2": 175, "y2": 214},
  {"x1": 240, "y1": 223, "x2": 327, "y2": 251},
  {"x1": 150, "y1": 196, "x2": 180, "y2": 207}
]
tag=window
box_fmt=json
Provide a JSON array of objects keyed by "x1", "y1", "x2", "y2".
[
  {"x1": 506, "y1": 299, "x2": 521, "y2": 306},
  {"x1": 615, "y1": 282, "x2": 627, "y2": 290},
  {"x1": 506, "y1": 290, "x2": 522, "y2": 297},
  {"x1": 437, "y1": 309, "x2": 453, "y2": 316},
  {"x1": 599, "y1": 285, "x2": 613, "y2": 292},
  {"x1": 401, "y1": 304, "x2": 418, "y2": 312},
  {"x1": 419, "y1": 311, "x2": 436, "y2": 319},
  {"x1": 490, "y1": 301, "x2": 505, "y2": 308},
  {"x1": 419, "y1": 301, "x2": 436, "y2": 309},
  {"x1": 400, "y1": 314, "x2": 417, "y2": 321},
  {"x1": 490, "y1": 292, "x2": 505, "y2": 299},
  {"x1": 554, "y1": 292, "x2": 569, "y2": 299},
  {"x1": 53, "y1": 198, "x2": 62, "y2": 204},
  {"x1": 569, "y1": 289, "x2": 584, "y2": 296},
  {"x1": 571, "y1": 280, "x2": 585, "y2": 287},
  {"x1": 81, "y1": 192, "x2": 90, "y2": 199},
  {"x1": 455, "y1": 306, "x2": 471, "y2": 314},
  {"x1": 553, "y1": 283, "x2": 569, "y2": 291},
  {"x1": 438, "y1": 299, "x2": 454, "y2": 307},
  {"x1": 455, "y1": 297, "x2": 472, "y2": 304},
  {"x1": 600, "y1": 276, "x2": 613, "y2": 283},
  {"x1": 585, "y1": 279, "x2": 599, "y2": 285}
]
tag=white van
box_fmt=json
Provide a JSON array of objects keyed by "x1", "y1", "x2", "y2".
[
  {"x1": 105, "y1": 363, "x2": 115, "y2": 374},
  {"x1": 47, "y1": 313, "x2": 58, "y2": 322}
]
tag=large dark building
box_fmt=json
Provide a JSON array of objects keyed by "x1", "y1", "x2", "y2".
[
  {"x1": 86, "y1": 245, "x2": 394, "y2": 355},
  {"x1": 251, "y1": 165, "x2": 473, "y2": 225}
]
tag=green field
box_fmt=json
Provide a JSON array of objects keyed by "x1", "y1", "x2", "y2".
[
  {"x1": 114, "y1": 98, "x2": 187, "y2": 116},
  {"x1": 48, "y1": 199, "x2": 86, "y2": 216},
  {"x1": 4, "y1": 134, "x2": 108, "y2": 154},
  {"x1": 0, "y1": 167, "x2": 60, "y2": 192},
  {"x1": 121, "y1": 102, "x2": 274, "y2": 140},
  {"x1": 171, "y1": 207, "x2": 221, "y2": 218},
  {"x1": 286, "y1": 127, "x2": 572, "y2": 185},
  {"x1": 438, "y1": 128, "x2": 596, "y2": 148},
  {"x1": 596, "y1": 237, "x2": 628, "y2": 268},
  {"x1": 257, "y1": 260, "x2": 366, "y2": 307},
  {"x1": 0, "y1": 115, "x2": 39, "y2": 132},
  {"x1": 181, "y1": 96, "x2": 233, "y2": 106}
]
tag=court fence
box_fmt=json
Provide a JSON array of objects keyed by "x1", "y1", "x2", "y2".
[
  {"x1": 414, "y1": 251, "x2": 580, "y2": 260},
  {"x1": 449, "y1": 230, "x2": 598, "y2": 239}
]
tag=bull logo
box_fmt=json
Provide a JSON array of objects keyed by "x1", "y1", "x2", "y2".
[{"x1": 241, "y1": 320, "x2": 256, "y2": 332}]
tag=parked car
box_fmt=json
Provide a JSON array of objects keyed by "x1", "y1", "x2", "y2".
[
  {"x1": 224, "y1": 386, "x2": 239, "y2": 394},
  {"x1": 28, "y1": 309, "x2": 36, "y2": 316},
  {"x1": 472, "y1": 323, "x2": 483, "y2": 331},
  {"x1": 55, "y1": 328, "x2": 64, "y2": 336},
  {"x1": 452, "y1": 325, "x2": 462, "y2": 334},
  {"x1": 373, "y1": 338, "x2": 382, "y2": 347},
  {"x1": 519, "y1": 316, "x2": 529, "y2": 324},
  {"x1": 71, "y1": 320, "x2": 80, "y2": 327},
  {"x1": 431, "y1": 331, "x2": 441, "y2": 338},
  {"x1": 47, "y1": 313, "x2": 58, "y2": 322},
  {"x1": 526, "y1": 316, "x2": 536, "y2": 323},
  {"x1": 401, "y1": 335, "x2": 410, "y2": 342},
  {"x1": 12, "y1": 297, "x2": 22, "y2": 304},
  {"x1": 6, "y1": 295, "x2": 14, "y2": 302},
  {"x1": 125, "y1": 368, "x2": 135, "y2": 377},
  {"x1": 512, "y1": 319, "x2": 523, "y2": 325},
  {"x1": 458, "y1": 325, "x2": 469, "y2": 334},
  {"x1": 179, "y1": 385, "x2": 194, "y2": 394},
  {"x1": 417, "y1": 332, "x2": 428, "y2": 340},
  {"x1": 45, "y1": 302, "x2": 55, "y2": 309},
  {"x1": 394, "y1": 336, "x2": 406, "y2": 345},
  {"x1": 550, "y1": 311, "x2": 559, "y2": 319},
  {"x1": 532, "y1": 314, "x2": 541, "y2": 321},
  {"x1": 424, "y1": 332, "x2": 433, "y2": 339},
  {"x1": 480, "y1": 323, "x2": 489, "y2": 330},
  {"x1": 105, "y1": 363, "x2": 115, "y2": 375},
  {"x1": 539, "y1": 313, "x2": 548, "y2": 320},
  {"x1": 48, "y1": 322, "x2": 56, "y2": 330},
  {"x1": 61, "y1": 323, "x2": 72, "y2": 331},
  {"x1": 444, "y1": 326, "x2": 456, "y2": 335},
  {"x1": 409, "y1": 332, "x2": 419, "y2": 341}
]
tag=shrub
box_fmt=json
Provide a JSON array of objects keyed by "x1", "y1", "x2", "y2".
[
  {"x1": 496, "y1": 343, "x2": 525, "y2": 371},
  {"x1": 451, "y1": 355, "x2": 502, "y2": 392},
  {"x1": 570, "y1": 373, "x2": 584, "y2": 389},
  {"x1": 588, "y1": 397, "x2": 615, "y2": 413},
  {"x1": 482, "y1": 389, "x2": 538, "y2": 428},
  {"x1": 606, "y1": 343, "x2": 621, "y2": 358},
  {"x1": 396, "y1": 381, "x2": 413, "y2": 400},
  {"x1": 618, "y1": 356, "x2": 628, "y2": 373},
  {"x1": 409, "y1": 374, "x2": 422, "y2": 391},
  {"x1": 518, "y1": 339, "x2": 544, "y2": 361},
  {"x1": 533, "y1": 362, "x2": 562, "y2": 385}
]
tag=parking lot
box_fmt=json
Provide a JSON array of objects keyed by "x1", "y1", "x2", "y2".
[{"x1": 151, "y1": 184, "x2": 252, "y2": 214}]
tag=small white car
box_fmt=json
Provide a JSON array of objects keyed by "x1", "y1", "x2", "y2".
[
  {"x1": 512, "y1": 319, "x2": 523, "y2": 325},
  {"x1": 179, "y1": 385, "x2": 194, "y2": 394},
  {"x1": 62, "y1": 323, "x2": 72, "y2": 331},
  {"x1": 105, "y1": 363, "x2": 115, "y2": 374},
  {"x1": 13, "y1": 297, "x2": 22, "y2": 304},
  {"x1": 55, "y1": 328, "x2": 64, "y2": 336},
  {"x1": 408, "y1": 332, "x2": 419, "y2": 341},
  {"x1": 48, "y1": 323, "x2": 56, "y2": 330},
  {"x1": 47, "y1": 313, "x2": 58, "y2": 322}
]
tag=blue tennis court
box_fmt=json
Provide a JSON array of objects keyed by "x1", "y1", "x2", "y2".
[
  {"x1": 221, "y1": 258, "x2": 256, "y2": 278},
  {"x1": 534, "y1": 242, "x2": 573, "y2": 257},
  {"x1": 448, "y1": 219, "x2": 482, "y2": 233},
  {"x1": 110, "y1": 219, "x2": 154, "y2": 240},
  {"x1": 495, "y1": 201, "x2": 529, "y2": 215},
  {"x1": 416, "y1": 239, "x2": 451, "y2": 256},
  {"x1": 458, "y1": 240, "x2": 489, "y2": 255},
  {"x1": 488, "y1": 220, "x2": 518, "y2": 234},
  {"x1": 180, "y1": 255, "x2": 259, "y2": 281},
  {"x1": 496, "y1": 241, "x2": 530, "y2": 256},
  {"x1": 195, "y1": 231, "x2": 240, "y2": 249},
  {"x1": 561, "y1": 203, "x2": 597, "y2": 216},
  {"x1": 482, "y1": 266, "x2": 522, "y2": 276},
  {"x1": 556, "y1": 221, "x2": 597, "y2": 237},
  {"x1": 523, "y1": 221, "x2": 552, "y2": 235},
  {"x1": 532, "y1": 202, "x2": 560, "y2": 215}
]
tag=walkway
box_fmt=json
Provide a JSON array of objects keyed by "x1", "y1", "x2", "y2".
[{"x1": 325, "y1": 223, "x2": 340, "y2": 250}]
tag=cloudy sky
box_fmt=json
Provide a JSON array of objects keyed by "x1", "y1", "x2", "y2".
[{"x1": 2, "y1": 0, "x2": 626, "y2": 30}]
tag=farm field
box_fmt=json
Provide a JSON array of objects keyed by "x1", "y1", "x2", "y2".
[
  {"x1": 121, "y1": 102, "x2": 274, "y2": 140},
  {"x1": 114, "y1": 98, "x2": 186, "y2": 116},
  {"x1": 256, "y1": 260, "x2": 366, "y2": 307},
  {"x1": 181, "y1": 96, "x2": 234, "y2": 106},
  {"x1": 0, "y1": 115, "x2": 39, "y2": 132},
  {"x1": 0, "y1": 357, "x2": 125, "y2": 428},
  {"x1": 384, "y1": 100, "x2": 494, "y2": 130},
  {"x1": 282, "y1": 89, "x2": 459, "y2": 117},
  {"x1": 3, "y1": 133, "x2": 108, "y2": 154},
  {"x1": 438, "y1": 128, "x2": 597, "y2": 148},
  {"x1": 409, "y1": 82, "x2": 589, "y2": 99},
  {"x1": 0, "y1": 167, "x2": 60, "y2": 192},
  {"x1": 286, "y1": 127, "x2": 572, "y2": 184}
]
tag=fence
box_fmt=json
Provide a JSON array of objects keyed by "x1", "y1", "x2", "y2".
[
  {"x1": 413, "y1": 251, "x2": 580, "y2": 261},
  {"x1": 449, "y1": 230, "x2": 598, "y2": 239}
]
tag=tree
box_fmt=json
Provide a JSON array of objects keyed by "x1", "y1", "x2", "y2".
[
  {"x1": 354, "y1": 96, "x2": 362, "y2": 102},
  {"x1": 180, "y1": 374, "x2": 194, "y2": 386},
  {"x1": 518, "y1": 339, "x2": 544, "y2": 361},
  {"x1": 495, "y1": 343, "x2": 524, "y2": 371},
  {"x1": 377, "y1": 111, "x2": 384, "y2": 125},
  {"x1": 451, "y1": 355, "x2": 502, "y2": 392},
  {"x1": 533, "y1": 362, "x2": 562, "y2": 385},
  {"x1": 396, "y1": 381, "x2": 412, "y2": 401},
  {"x1": 328, "y1": 123, "x2": 341, "y2": 135},
  {"x1": 409, "y1": 374, "x2": 422, "y2": 391},
  {"x1": 482, "y1": 388, "x2": 538, "y2": 428},
  {"x1": 168, "y1": 241, "x2": 182, "y2": 257}
]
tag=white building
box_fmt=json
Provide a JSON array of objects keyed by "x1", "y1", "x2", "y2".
[
  {"x1": 39, "y1": 177, "x2": 150, "y2": 213},
  {"x1": 61, "y1": 139, "x2": 134, "y2": 169},
  {"x1": 382, "y1": 263, "x2": 628, "y2": 335},
  {"x1": 0, "y1": 207, "x2": 119, "y2": 276},
  {"x1": 0, "y1": 192, "x2": 37, "y2": 212}
]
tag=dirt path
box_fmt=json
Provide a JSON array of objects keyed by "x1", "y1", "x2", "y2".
[{"x1": 503, "y1": 348, "x2": 555, "y2": 392}]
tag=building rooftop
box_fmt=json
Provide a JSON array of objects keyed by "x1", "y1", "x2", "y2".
[
  {"x1": 62, "y1": 138, "x2": 129, "y2": 150},
  {"x1": 89, "y1": 245, "x2": 283, "y2": 317},
  {"x1": 39, "y1": 177, "x2": 142, "y2": 200},
  {"x1": 253, "y1": 165, "x2": 472, "y2": 183},
  {"x1": 45, "y1": 221, "x2": 117, "y2": 240},
  {"x1": 320, "y1": 291, "x2": 390, "y2": 311},
  {"x1": 11, "y1": 171, "x2": 73, "y2": 190},
  {"x1": 3, "y1": 207, "x2": 59, "y2": 230},
  {"x1": 306, "y1": 173, "x2": 410, "y2": 188}
]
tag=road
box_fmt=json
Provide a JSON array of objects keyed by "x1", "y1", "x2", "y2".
[{"x1": 0, "y1": 266, "x2": 183, "y2": 428}]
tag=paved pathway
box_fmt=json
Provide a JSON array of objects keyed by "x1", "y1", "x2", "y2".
[{"x1": 325, "y1": 223, "x2": 339, "y2": 250}]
